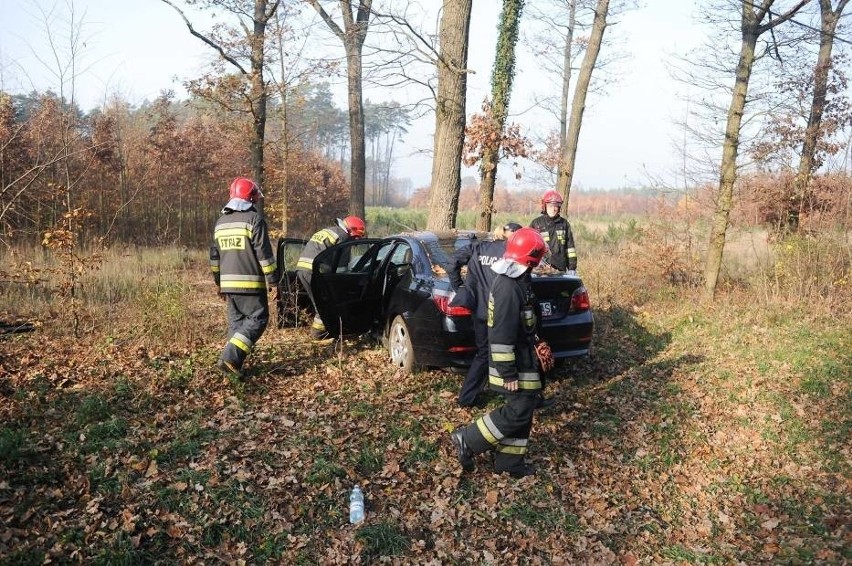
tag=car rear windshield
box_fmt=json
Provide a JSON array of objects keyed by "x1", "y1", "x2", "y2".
[{"x1": 417, "y1": 233, "x2": 484, "y2": 267}]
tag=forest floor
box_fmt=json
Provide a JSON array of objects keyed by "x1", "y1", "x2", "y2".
[{"x1": 1, "y1": 253, "x2": 849, "y2": 564}]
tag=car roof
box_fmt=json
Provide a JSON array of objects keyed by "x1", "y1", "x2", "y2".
[{"x1": 392, "y1": 230, "x2": 487, "y2": 242}]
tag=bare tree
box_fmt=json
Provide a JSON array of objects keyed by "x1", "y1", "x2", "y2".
[
  {"x1": 426, "y1": 0, "x2": 473, "y2": 231},
  {"x1": 306, "y1": 0, "x2": 372, "y2": 219},
  {"x1": 266, "y1": 3, "x2": 334, "y2": 235},
  {"x1": 161, "y1": 0, "x2": 281, "y2": 189},
  {"x1": 555, "y1": 0, "x2": 609, "y2": 202},
  {"x1": 0, "y1": 2, "x2": 98, "y2": 243},
  {"x1": 524, "y1": 0, "x2": 631, "y2": 189},
  {"x1": 703, "y1": 0, "x2": 809, "y2": 299},
  {"x1": 786, "y1": 0, "x2": 850, "y2": 232}
]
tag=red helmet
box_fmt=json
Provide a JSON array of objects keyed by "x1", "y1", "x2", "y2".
[
  {"x1": 340, "y1": 216, "x2": 366, "y2": 238},
  {"x1": 541, "y1": 189, "x2": 564, "y2": 210},
  {"x1": 504, "y1": 227, "x2": 548, "y2": 268},
  {"x1": 229, "y1": 177, "x2": 262, "y2": 203}
]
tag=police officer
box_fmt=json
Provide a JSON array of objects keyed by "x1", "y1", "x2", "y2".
[
  {"x1": 530, "y1": 189, "x2": 577, "y2": 273},
  {"x1": 449, "y1": 228, "x2": 548, "y2": 478},
  {"x1": 446, "y1": 222, "x2": 521, "y2": 407},
  {"x1": 295, "y1": 216, "x2": 366, "y2": 341},
  {"x1": 210, "y1": 177, "x2": 278, "y2": 380}
]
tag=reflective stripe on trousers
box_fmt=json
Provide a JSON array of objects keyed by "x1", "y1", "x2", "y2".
[
  {"x1": 458, "y1": 393, "x2": 537, "y2": 475},
  {"x1": 221, "y1": 293, "x2": 269, "y2": 370}
]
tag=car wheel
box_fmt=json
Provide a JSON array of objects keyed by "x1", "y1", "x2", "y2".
[{"x1": 388, "y1": 315, "x2": 416, "y2": 373}]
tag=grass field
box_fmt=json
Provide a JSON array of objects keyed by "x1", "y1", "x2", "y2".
[{"x1": 0, "y1": 215, "x2": 849, "y2": 563}]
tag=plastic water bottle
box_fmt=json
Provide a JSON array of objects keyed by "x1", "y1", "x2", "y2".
[{"x1": 349, "y1": 485, "x2": 365, "y2": 524}]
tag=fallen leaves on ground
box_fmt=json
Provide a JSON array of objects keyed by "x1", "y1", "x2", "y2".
[{"x1": 0, "y1": 280, "x2": 849, "y2": 564}]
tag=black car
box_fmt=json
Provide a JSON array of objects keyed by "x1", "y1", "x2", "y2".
[{"x1": 277, "y1": 231, "x2": 594, "y2": 373}]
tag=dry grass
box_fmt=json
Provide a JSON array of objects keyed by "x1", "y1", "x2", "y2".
[{"x1": 0, "y1": 245, "x2": 216, "y2": 344}]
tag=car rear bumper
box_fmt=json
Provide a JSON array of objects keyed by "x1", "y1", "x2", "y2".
[
  {"x1": 406, "y1": 313, "x2": 476, "y2": 369},
  {"x1": 540, "y1": 312, "x2": 594, "y2": 358}
]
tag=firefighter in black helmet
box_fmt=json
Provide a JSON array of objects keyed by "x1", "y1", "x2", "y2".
[{"x1": 449, "y1": 227, "x2": 548, "y2": 478}]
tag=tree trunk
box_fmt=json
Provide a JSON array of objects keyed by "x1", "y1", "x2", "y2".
[
  {"x1": 787, "y1": 0, "x2": 848, "y2": 233},
  {"x1": 477, "y1": 0, "x2": 525, "y2": 232},
  {"x1": 250, "y1": 0, "x2": 269, "y2": 189},
  {"x1": 555, "y1": 0, "x2": 608, "y2": 205},
  {"x1": 307, "y1": 0, "x2": 371, "y2": 219},
  {"x1": 703, "y1": 0, "x2": 808, "y2": 299},
  {"x1": 557, "y1": 0, "x2": 577, "y2": 181},
  {"x1": 382, "y1": 129, "x2": 396, "y2": 205},
  {"x1": 704, "y1": 31, "x2": 758, "y2": 298},
  {"x1": 346, "y1": 42, "x2": 366, "y2": 217},
  {"x1": 281, "y1": 89, "x2": 290, "y2": 236},
  {"x1": 427, "y1": 0, "x2": 473, "y2": 231}
]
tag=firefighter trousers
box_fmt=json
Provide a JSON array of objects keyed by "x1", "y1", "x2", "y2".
[
  {"x1": 457, "y1": 393, "x2": 537, "y2": 475},
  {"x1": 458, "y1": 317, "x2": 489, "y2": 406},
  {"x1": 296, "y1": 270, "x2": 328, "y2": 339},
  {"x1": 221, "y1": 293, "x2": 269, "y2": 370}
]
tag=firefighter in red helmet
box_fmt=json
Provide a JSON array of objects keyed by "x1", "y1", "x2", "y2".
[
  {"x1": 530, "y1": 189, "x2": 577, "y2": 273},
  {"x1": 449, "y1": 228, "x2": 547, "y2": 478},
  {"x1": 446, "y1": 222, "x2": 521, "y2": 408},
  {"x1": 295, "y1": 215, "x2": 366, "y2": 342},
  {"x1": 210, "y1": 177, "x2": 277, "y2": 380}
]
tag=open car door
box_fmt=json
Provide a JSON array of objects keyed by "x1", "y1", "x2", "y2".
[
  {"x1": 276, "y1": 238, "x2": 308, "y2": 284},
  {"x1": 311, "y1": 238, "x2": 386, "y2": 335},
  {"x1": 276, "y1": 238, "x2": 308, "y2": 327}
]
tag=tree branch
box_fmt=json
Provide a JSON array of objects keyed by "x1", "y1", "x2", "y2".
[
  {"x1": 159, "y1": 0, "x2": 249, "y2": 75},
  {"x1": 307, "y1": 0, "x2": 346, "y2": 42},
  {"x1": 756, "y1": 0, "x2": 810, "y2": 35}
]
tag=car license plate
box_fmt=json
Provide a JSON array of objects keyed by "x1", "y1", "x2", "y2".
[{"x1": 540, "y1": 300, "x2": 553, "y2": 317}]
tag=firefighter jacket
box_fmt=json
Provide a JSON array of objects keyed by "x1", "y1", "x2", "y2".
[
  {"x1": 296, "y1": 225, "x2": 351, "y2": 273},
  {"x1": 446, "y1": 239, "x2": 507, "y2": 321},
  {"x1": 210, "y1": 206, "x2": 278, "y2": 294},
  {"x1": 486, "y1": 270, "x2": 541, "y2": 396},
  {"x1": 530, "y1": 214, "x2": 577, "y2": 271}
]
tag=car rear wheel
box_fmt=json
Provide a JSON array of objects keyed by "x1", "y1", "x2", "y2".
[{"x1": 388, "y1": 315, "x2": 416, "y2": 373}]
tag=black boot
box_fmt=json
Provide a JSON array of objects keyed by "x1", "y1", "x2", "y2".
[{"x1": 450, "y1": 429, "x2": 475, "y2": 472}]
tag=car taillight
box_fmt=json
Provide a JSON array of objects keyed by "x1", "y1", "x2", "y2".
[
  {"x1": 570, "y1": 287, "x2": 590, "y2": 312},
  {"x1": 433, "y1": 295, "x2": 472, "y2": 316}
]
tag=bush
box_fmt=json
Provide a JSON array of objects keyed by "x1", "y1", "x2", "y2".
[{"x1": 761, "y1": 232, "x2": 851, "y2": 312}]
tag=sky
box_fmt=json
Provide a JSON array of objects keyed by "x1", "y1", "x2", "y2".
[{"x1": 0, "y1": 0, "x2": 707, "y2": 191}]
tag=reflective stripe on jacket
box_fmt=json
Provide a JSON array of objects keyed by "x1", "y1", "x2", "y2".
[
  {"x1": 530, "y1": 214, "x2": 576, "y2": 271},
  {"x1": 486, "y1": 273, "x2": 540, "y2": 395},
  {"x1": 210, "y1": 207, "x2": 277, "y2": 294},
  {"x1": 295, "y1": 225, "x2": 349, "y2": 272}
]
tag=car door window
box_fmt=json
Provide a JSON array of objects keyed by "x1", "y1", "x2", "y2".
[
  {"x1": 389, "y1": 243, "x2": 412, "y2": 267},
  {"x1": 277, "y1": 239, "x2": 306, "y2": 272},
  {"x1": 341, "y1": 242, "x2": 375, "y2": 273},
  {"x1": 365, "y1": 241, "x2": 396, "y2": 280},
  {"x1": 388, "y1": 243, "x2": 413, "y2": 276}
]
